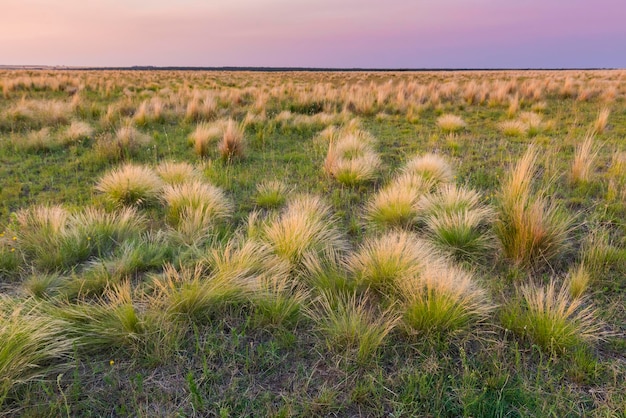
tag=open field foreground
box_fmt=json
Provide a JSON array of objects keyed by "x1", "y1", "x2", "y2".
[{"x1": 0, "y1": 69, "x2": 625, "y2": 416}]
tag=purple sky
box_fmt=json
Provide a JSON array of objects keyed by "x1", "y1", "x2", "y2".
[{"x1": 1, "y1": 0, "x2": 625, "y2": 68}]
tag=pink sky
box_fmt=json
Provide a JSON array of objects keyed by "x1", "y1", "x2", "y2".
[{"x1": 1, "y1": 0, "x2": 624, "y2": 68}]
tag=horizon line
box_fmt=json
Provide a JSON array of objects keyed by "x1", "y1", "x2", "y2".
[{"x1": 0, "y1": 65, "x2": 622, "y2": 72}]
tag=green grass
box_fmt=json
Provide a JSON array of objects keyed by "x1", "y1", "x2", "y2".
[{"x1": 0, "y1": 69, "x2": 625, "y2": 415}]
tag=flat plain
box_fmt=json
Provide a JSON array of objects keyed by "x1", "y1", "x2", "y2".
[{"x1": 0, "y1": 69, "x2": 625, "y2": 416}]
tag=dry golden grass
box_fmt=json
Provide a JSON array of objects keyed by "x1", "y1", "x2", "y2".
[
  {"x1": 436, "y1": 114, "x2": 466, "y2": 133},
  {"x1": 593, "y1": 107, "x2": 610, "y2": 134},
  {"x1": 402, "y1": 153, "x2": 454, "y2": 186},
  {"x1": 570, "y1": 133, "x2": 599, "y2": 185},
  {"x1": 218, "y1": 119, "x2": 246, "y2": 161},
  {"x1": 95, "y1": 164, "x2": 163, "y2": 207}
]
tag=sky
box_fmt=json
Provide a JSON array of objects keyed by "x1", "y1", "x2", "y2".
[{"x1": 1, "y1": 0, "x2": 625, "y2": 68}]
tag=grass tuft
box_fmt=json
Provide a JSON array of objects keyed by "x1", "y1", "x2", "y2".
[
  {"x1": 95, "y1": 164, "x2": 163, "y2": 207},
  {"x1": 502, "y1": 280, "x2": 603, "y2": 354}
]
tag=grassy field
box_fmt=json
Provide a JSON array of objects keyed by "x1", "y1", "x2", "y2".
[{"x1": 0, "y1": 69, "x2": 625, "y2": 417}]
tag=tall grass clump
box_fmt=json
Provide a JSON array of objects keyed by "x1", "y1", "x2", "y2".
[
  {"x1": 218, "y1": 119, "x2": 246, "y2": 161},
  {"x1": 255, "y1": 180, "x2": 290, "y2": 209},
  {"x1": 162, "y1": 180, "x2": 232, "y2": 227},
  {"x1": 494, "y1": 146, "x2": 572, "y2": 268},
  {"x1": 307, "y1": 291, "x2": 398, "y2": 364},
  {"x1": 418, "y1": 185, "x2": 494, "y2": 262},
  {"x1": 15, "y1": 128, "x2": 58, "y2": 152},
  {"x1": 260, "y1": 195, "x2": 348, "y2": 271},
  {"x1": 606, "y1": 151, "x2": 626, "y2": 202},
  {"x1": 364, "y1": 174, "x2": 433, "y2": 229},
  {"x1": 189, "y1": 121, "x2": 226, "y2": 158},
  {"x1": 397, "y1": 263, "x2": 492, "y2": 337},
  {"x1": 566, "y1": 263, "x2": 591, "y2": 299},
  {"x1": 155, "y1": 161, "x2": 202, "y2": 185},
  {"x1": 348, "y1": 231, "x2": 436, "y2": 295},
  {"x1": 437, "y1": 114, "x2": 466, "y2": 133},
  {"x1": 324, "y1": 131, "x2": 381, "y2": 186},
  {"x1": 95, "y1": 123, "x2": 152, "y2": 161},
  {"x1": 11, "y1": 205, "x2": 88, "y2": 271},
  {"x1": 593, "y1": 107, "x2": 610, "y2": 134},
  {"x1": 0, "y1": 297, "x2": 74, "y2": 404},
  {"x1": 570, "y1": 132, "x2": 599, "y2": 185},
  {"x1": 49, "y1": 282, "x2": 144, "y2": 352},
  {"x1": 61, "y1": 121, "x2": 93, "y2": 145},
  {"x1": 502, "y1": 280, "x2": 603, "y2": 354},
  {"x1": 499, "y1": 120, "x2": 527, "y2": 137},
  {"x1": 402, "y1": 153, "x2": 454, "y2": 186},
  {"x1": 149, "y1": 263, "x2": 252, "y2": 323},
  {"x1": 95, "y1": 164, "x2": 163, "y2": 207},
  {"x1": 69, "y1": 207, "x2": 147, "y2": 258}
]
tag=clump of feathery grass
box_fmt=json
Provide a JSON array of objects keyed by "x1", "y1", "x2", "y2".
[
  {"x1": 47, "y1": 282, "x2": 143, "y2": 352},
  {"x1": 61, "y1": 121, "x2": 93, "y2": 144},
  {"x1": 437, "y1": 114, "x2": 466, "y2": 133},
  {"x1": 397, "y1": 263, "x2": 492, "y2": 337},
  {"x1": 255, "y1": 180, "x2": 290, "y2": 209},
  {"x1": 155, "y1": 161, "x2": 202, "y2": 185},
  {"x1": 161, "y1": 180, "x2": 232, "y2": 227},
  {"x1": 260, "y1": 195, "x2": 348, "y2": 270},
  {"x1": 402, "y1": 153, "x2": 454, "y2": 186},
  {"x1": 593, "y1": 107, "x2": 610, "y2": 134},
  {"x1": 347, "y1": 230, "x2": 437, "y2": 295},
  {"x1": 218, "y1": 119, "x2": 246, "y2": 161},
  {"x1": 95, "y1": 164, "x2": 163, "y2": 207},
  {"x1": 502, "y1": 280, "x2": 603, "y2": 354},
  {"x1": 499, "y1": 120, "x2": 527, "y2": 137},
  {"x1": 11, "y1": 205, "x2": 87, "y2": 271},
  {"x1": 0, "y1": 297, "x2": 75, "y2": 404},
  {"x1": 566, "y1": 263, "x2": 591, "y2": 299},
  {"x1": 184, "y1": 95, "x2": 217, "y2": 122},
  {"x1": 306, "y1": 291, "x2": 399, "y2": 364},
  {"x1": 518, "y1": 112, "x2": 543, "y2": 136},
  {"x1": 607, "y1": 151, "x2": 626, "y2": 201},
  {"x1": 580, "y1": 228, "x2": 621, "y2": 280},
  {"x1": 148, "y1": 263, "x2": 253, "y2": 322},
  {"x1": 494, "y1": 146, "x2": 572, "y2": 268},
  {"x1": 69, "y1": 206, "x2": 147, "y2": 258},
  {"x1": 95, "y1": 123, "x2": 152, "y2": 161},
  {"x1": 423, "y1": 209, "x2": 494, "y2": 263},
  {"x1": 364, "y1": 174, "x2": 433, "y2": 229},
  {"x1": 189, "y1": 120, "x2": 227, "y2": 158},
  {"x1": 417, "y1": 185, "x2": 494, "y2": 262},
  {"x1": 16, "y1": 128, "x2": 58, "y2": 152},
  {"x1": 570, "y1": 132, "x2": 599, "y2": 185},
  {"x1": 324, "y1": 131, "x2": 381, "y2": 186}
]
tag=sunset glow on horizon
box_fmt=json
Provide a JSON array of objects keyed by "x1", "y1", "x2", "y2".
[{"x1": 1, "y1": 0, "x2": 625, "y2": 68}]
